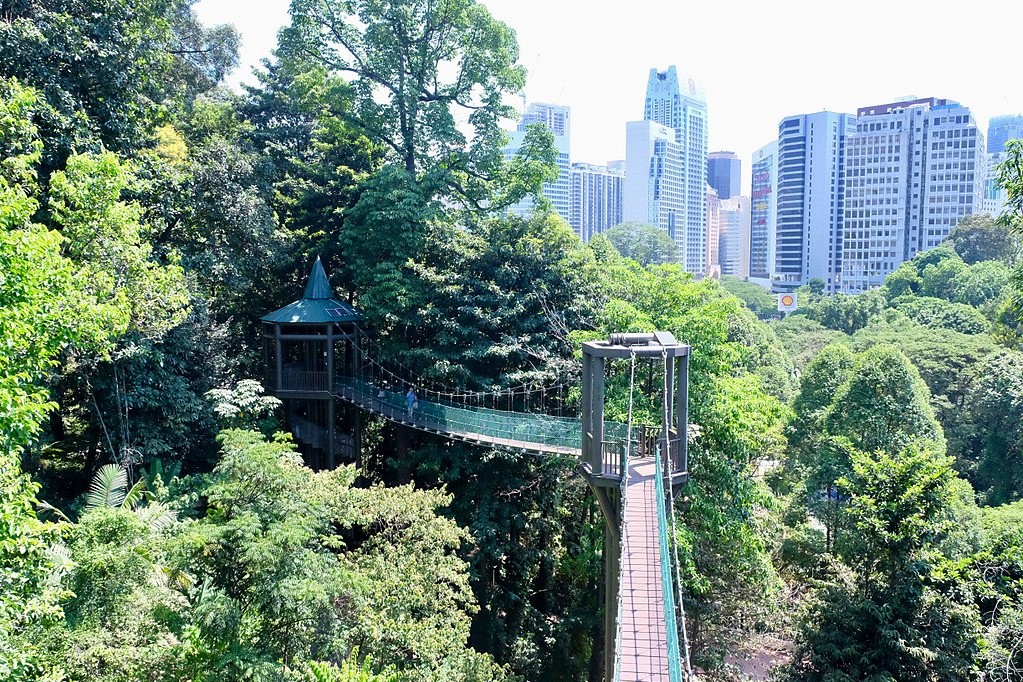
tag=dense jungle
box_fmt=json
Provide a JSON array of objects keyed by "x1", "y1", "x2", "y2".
[{"x1": 1, "y1": 1, "x2": 1022, "y2": 680}]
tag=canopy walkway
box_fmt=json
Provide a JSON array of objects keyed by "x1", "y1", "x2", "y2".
[
  {"x1": 615, "y1": 452, "x2": 688, "y2": 681},
  {"x1": 260, "y1": 260, "x2": 694, "y2": 681},
  {"x1": 332, "y1": 373, "x2": 691, "y2": 681},
  {"x1": 333, "y1": 376, "x2": 630, "y2": 457}
]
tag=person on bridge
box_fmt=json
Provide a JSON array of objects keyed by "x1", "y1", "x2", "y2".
[{"x1": 406, "y1": 387, "x2": 417, "y2": 418}]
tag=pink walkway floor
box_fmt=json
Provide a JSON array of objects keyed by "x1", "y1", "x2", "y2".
[{"x1": 618, "y1": 456, "x2": 670, "y2": 681}]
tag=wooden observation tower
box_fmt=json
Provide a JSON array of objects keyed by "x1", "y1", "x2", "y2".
[{"x1": 260, "y1": 257, "x2": 364, "y2": 468}]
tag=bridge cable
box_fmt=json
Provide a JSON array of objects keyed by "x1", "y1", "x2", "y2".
[
  {"x1": 614, "y1": 348, "x2": 639, "y2": 682},
  {"x1": 663, "y1": 348, "x2": 694, "y2": 679}
]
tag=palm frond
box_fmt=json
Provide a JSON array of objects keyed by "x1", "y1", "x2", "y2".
[
  {"x1": 135, "y1": 502, "x2": 178, "y2": 533},
  {"x1": 122, "y1": 478, "x2": 148, "y2": 509},
  {"x1": 86, "y1": 463, "x2": 127, "y2": 511},
  {"x1": 37, "y1": 499, "x2": 71, "y2": 522}
]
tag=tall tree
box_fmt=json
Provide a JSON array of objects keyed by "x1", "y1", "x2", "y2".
[
  {"x1": 824, "y1": 345, "x2": 944, "y2": 455},
  {"x1": 997, "y1": 139, "x2": 1023, "y2": 327},
  {"x1": 0, "y1": 0, "x2": 238, "y2": 167},
  {"x1": 946, "y1": 213, "x2": 1019, "y2": 265},
  {"x1": 280, "y1": 0, "x2": 541, "y2": 210},
  {"x1": 0, "y1": 80, "x2": 127, "y2": 680},
  {"x1": 789, "y1": 445, "x2": 982, "y2": 681},
  {"x1": 955, "y1": 351, "x2": 1023, "y2": 504},
  {"x1": 600, "y1": 222, "x2": 679, "y2": 266}
]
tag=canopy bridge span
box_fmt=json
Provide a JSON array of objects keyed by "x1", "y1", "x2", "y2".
[{"x1": 261, "y1": 259, "x2": 695, "y2": 681}]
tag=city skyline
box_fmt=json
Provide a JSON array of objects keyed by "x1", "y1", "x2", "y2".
[{"x1": 196, "y1": 0, "x2": 1023, "y2": 197}]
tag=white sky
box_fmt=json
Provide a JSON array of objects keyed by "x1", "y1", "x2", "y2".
[{"x1": 196, "y1": 0, "x2": 1023, "y2": 195}]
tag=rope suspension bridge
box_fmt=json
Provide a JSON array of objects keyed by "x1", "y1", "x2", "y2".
[{"x1": 261, "y1": 258, "x2": 697, "y2": 682}]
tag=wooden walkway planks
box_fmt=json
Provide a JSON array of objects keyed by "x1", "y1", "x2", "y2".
[{"x1": 618, "y1": 456, "x2": 670, "y2": 681}]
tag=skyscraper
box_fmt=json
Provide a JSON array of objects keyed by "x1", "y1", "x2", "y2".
[
  {"x1": 624, "y1": 120, "x2": 683, "y2": 259},
  {"x1": 642, "y1": 66, "x2": 707, "y2": 274},
  {"x1": 707, "y1": 151, "x2": 741, "y2": 199},
  {"x1": 749, "y1": 141, "x2": 778, "y2": 289},
  {"x1": 718, "y1": 196, "x2": 751, "y2": 278},
  {"x1": 841, "y1": 98, "x2": 985, "y2": 293},
  {"x1": 984, "y1": 115, "x2": 1023, "y2": 215},
  {"x1": 706, "y1": 186, "x2": 721, "y2": 278},
  {"x1": 570, "y1": 162, "x2": 624, "y2": 241},
  {"x1": 775, "y1": 111, "x2": 855, "y2": 293},
  {"x1": 987, "y1": 114, "x2": 1023, "y2": 153},
  {"x1": 503, "y1": 102, "x2": 571, "y2": 223}
]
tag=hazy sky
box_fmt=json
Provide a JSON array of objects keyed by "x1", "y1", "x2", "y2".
[{"x1": 196, "y1": 0, "x2": 1023, "y2": 195}]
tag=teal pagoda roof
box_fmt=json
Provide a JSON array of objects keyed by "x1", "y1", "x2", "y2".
[{"x1": 261, "y1": 257, "x2": 364, "y2": 325}]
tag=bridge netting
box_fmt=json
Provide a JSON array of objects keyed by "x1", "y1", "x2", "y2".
[
  {"x1": 328, "y1": 345, "x2": 645, "y2": 456},
  {"x1": 334, "y1": 376, "x2": 632, "y2": 456}
]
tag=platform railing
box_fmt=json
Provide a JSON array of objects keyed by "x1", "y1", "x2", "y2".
[{"x1": 280, "y1": 367, "x2": 330, "y2": 392}]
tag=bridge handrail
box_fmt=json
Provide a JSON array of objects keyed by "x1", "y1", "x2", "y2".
[
  {"x1": 655, "y1": 447, "x2": 684, "y2": 682},
  {"x1": 337, "y1": 377, "x2": 631, "y2": 451},
  {"x1": 612, "y1": 441, "x2": 629, "y2": 682}
]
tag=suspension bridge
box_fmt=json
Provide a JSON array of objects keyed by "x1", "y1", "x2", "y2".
[{"x1": 261, "y1": 258, "x2": 696, "y2": 681}]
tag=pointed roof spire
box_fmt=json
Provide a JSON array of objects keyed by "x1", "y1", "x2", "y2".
[
  {"x1": 303, "y1": 256, "x2": 334, "y2": 300},
  {"x1": 261, "y1": 256, "x2": 363, "y2": 325}
]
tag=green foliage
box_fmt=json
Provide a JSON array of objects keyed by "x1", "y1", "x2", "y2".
[
  {"x1": 883, "y1": 260, "x2": 923, "y2": 298},
  {"x1": 770, "y1": 315, "x2": 848, "y2": 371},
  {"x1": 303, "y1": 657, "x2": 398, "y2": 682},
  {"x1": 919, "y1": 250, "x2": 968, "y2": 298},
  {"x1": 725, "y1": 302, "x2": 797, "y2": 402},
  {"x1": 494, "y1": 122, "x2": 559, "y2": 211},
  {"x1": 51, "y1": 152, "x2": 190, "y2": 340},
  {"x1": 84, "y1": 464, "x2": 131, "y2": 511},
  {"x1": 946, "y1": 212, "x2": 1020, "y2": 265},
  {"x1": 789, "y1": 344, "x2": 856, "y2": 445},
  {"x1": 718, "y1": 276, "x2": 777, "y2": 320},
  {"x1": 954, "y1": 351, "x2": 1023, "y2": 504},
  {"x1": 0, "y1": 452, "x2": 69, "y2": 681},
  {"x1": 997, "y1": 140, "x2": 1023, "y2": 331},
  {"x1": 602, "y1": 221, "x2": 679, "y2": 265},
  {"x1": 0, "y1": 0, "x2": 235, "y2": 168},
  {"x1": 824, "y1": 345, "x2": 944, "y2": 455},
  {"x1": 789, "y1": 445, "x2": 982, "y2": 682},
  {"x1": 0, "y1": 81, "x2": 158, "y2": 678},
  {"x1": 892, "y1": 294, "x2": 988, "y2": 334},
  {"x1": 206, "y1": 380, "x2": 282, "y2": 434},
  {"x1": 979, "y1": 498, "x2": 1023, "y2": 537},
  {"x1": 169, "y1": 429, "x2": 504, "y2": 681},
  {"x1": 984, "y1": 606, "x2": 1023, "y2": 682},
  {"x1": 950, "y1": 260, "x2": 1013, "y2": 309},
  {"x1": 281, "y1": 0, "x2": 532, "y2": 210},
  {"x1": 794, "y1": 288, "x2": 886, "y2": 334},
  {"x1": 36, "y1": 506, "x2": 185, "y2": 682},
  {"x1": 849, "y1": 314, "x2": 999, "y2": 434},
  {"x1": 350, "y1": 201, "x2": 597, "y2": 391}
]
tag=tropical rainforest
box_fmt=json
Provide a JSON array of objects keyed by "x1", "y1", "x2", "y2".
[{"x1": 1, "y1": 1, "x2": 1022, "y2": 681}]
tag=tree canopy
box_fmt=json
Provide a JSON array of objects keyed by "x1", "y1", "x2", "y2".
[{"x1": 599, "y1": 221, "x2": 679, "y2": 266}]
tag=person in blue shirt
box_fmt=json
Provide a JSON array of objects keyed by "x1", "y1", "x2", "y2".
[{"x1": 406, "y1": 387, "x2": 417, "y2": 418}]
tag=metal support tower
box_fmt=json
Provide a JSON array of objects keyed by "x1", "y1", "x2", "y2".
[{"x1": 578, "y1": 332, "x2": 690, "y2": 682}]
